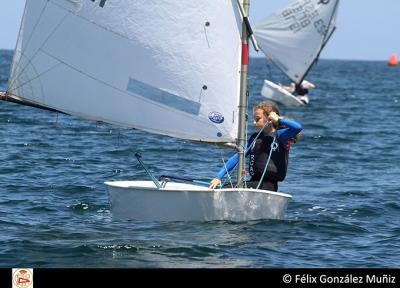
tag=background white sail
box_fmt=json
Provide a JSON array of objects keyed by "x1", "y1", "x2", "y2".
[
  {"x1": 8, "y1": 0, "x2": 242, "y2": 142},
  {"x1": 254, "y1": 0, "x2": 339, "y2": 84}
]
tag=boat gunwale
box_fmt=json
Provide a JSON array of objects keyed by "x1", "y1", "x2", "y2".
[{"x1": 104, "y1": 181, "x2": 292, "y2": 199}]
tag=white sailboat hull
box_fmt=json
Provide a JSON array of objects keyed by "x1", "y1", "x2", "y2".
[
  {"x1": 105, "y1": 181, "x2": 292, "y2": 221},
  {"x1": 261, "y1": 80, "x2": 305, "y2": 107}
]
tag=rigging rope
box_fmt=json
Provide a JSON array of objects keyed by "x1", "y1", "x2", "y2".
[
  {"x1": 8, "y1": 0, "x2": 50, "y2": 90},
  {"x1": 9, "y1": 1, "x2": 69, "y2": 92}
]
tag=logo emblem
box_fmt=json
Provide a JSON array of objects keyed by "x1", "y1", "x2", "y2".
[
  {"x1": 12, "y1": 269, "x2": 33, "y2": 288},
  {"x1": 208, "y1": 112, "x2": 224, "y2": 124}
]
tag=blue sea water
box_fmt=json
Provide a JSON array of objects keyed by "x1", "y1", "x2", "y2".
[{"x1": 1, "y1": 49, "x2": 399, "y2": 268}]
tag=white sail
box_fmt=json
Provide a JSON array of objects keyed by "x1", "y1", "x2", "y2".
[
  {"x1": 254, "y1": 0, "x2": 339, "y2": 83},
  {"x1": 8, "y1": 0, "x2": 242, "y2": 142}
]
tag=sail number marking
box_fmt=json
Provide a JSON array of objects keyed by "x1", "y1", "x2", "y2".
[{"x1": 282, "y1": 0, "x2": 328, "y2": 36}]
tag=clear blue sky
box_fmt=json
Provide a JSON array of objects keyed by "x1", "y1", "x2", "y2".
[{"x1": 1, "y1": 0, "x2": 399, "y2": 61}]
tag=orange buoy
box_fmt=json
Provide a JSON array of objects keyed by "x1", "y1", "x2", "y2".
[{"x1": 388, "y1": 54, "x2": 398, "y2": 66}]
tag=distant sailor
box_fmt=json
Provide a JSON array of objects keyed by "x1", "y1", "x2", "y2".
[{"x1": 279, "y1": 80, "x2": 316, "y2": 104}]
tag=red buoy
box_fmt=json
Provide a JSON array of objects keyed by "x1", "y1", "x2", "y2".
[{"x1": 388, "y1": 54, "x2": 398, "y2": 66}]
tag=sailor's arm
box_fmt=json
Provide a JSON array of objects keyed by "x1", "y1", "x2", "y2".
[
  {"x1": 276, "y1": 118, "x2": 303, "y2": 144},
  {"x1": 209, "y1": 154, "x2": 238, "y2": 189}
]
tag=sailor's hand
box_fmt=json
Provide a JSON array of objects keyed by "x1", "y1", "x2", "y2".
[
  {"x1": 268, "y1": 111, "x2": 280, "y2": 125},
  {"x1": 209, "y1": 178, "x2": 221, "y2": 189}
]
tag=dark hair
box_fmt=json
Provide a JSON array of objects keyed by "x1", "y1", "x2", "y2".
[{"x1": 253, "y1": 101, "x2": 280, "y2": 118}]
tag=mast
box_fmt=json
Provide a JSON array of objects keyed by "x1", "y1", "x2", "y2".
[{"x1": 237, "y1": 0, "x2": 250, "y2": 187}]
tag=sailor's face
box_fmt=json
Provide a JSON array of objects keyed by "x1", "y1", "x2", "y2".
[{"x1": 253, "y1": 109, "x2": 268, "y2": 131}]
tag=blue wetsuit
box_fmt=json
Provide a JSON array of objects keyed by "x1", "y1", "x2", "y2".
[{"x1": 215, "y1": 118, "x2": 302, "y2": 191}]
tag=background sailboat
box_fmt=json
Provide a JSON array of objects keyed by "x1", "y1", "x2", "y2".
[
  {"x1": 254, "y1": 0, "x2": 340, "y2": 106},
  {"x1": 1, "y1": 0, "x2": 292, "y2": 221}
]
